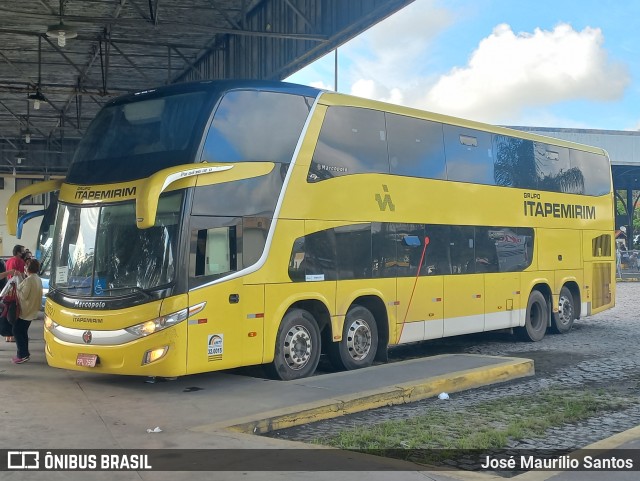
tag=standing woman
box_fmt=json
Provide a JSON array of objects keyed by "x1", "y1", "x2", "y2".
[{"x1": 12, "y1": 258, "x2": 42, "y2": 364}]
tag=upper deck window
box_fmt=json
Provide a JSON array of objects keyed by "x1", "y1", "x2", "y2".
[
  {"x1": 443, "y1": 125, "x2": 495, "y2": 185},
  {"x1": 201, "y1": 90, "x2": 313, "y2": 164},
  {"x1": 309, "y1": 106, "x2": 389, "y2": 182},
  {"x1": 386, "y1": 114, "x2": 446, "y2": 180}
]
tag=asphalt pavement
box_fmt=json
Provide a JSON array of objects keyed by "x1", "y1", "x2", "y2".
[{"x1": 1, "y1": 284, "x2": 640, "y2": 481}]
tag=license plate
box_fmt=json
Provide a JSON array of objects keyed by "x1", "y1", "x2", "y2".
[{"x1": 76, "y1": 353, "x2": 98, "y2": 367}]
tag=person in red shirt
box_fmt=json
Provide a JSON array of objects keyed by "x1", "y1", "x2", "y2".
[
  {"x1": 5, "y1": 245, "x2": 26, "y2": 279},
  {"x1": 4, "y1": 244, "x2": 26, "y2": 342}
]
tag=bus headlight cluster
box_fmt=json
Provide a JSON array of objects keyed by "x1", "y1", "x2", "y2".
[
  {"x1": 125, "y1": 308, "x2": 188, "y2": 338},
  {"x1": 44, "y1": 314, "x2": 58, "y2": 331}
]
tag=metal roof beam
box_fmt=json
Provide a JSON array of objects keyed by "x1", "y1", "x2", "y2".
[
  {"x1": 0, "y1": 99, "x2": 61, "y2": 147},
  {"x1": 208, "y1": 0, "x2": 241, "y2": 29},
  {"x1": 171, "y1": 47, "x2": 205, "y2": 80},
  {"x1": 0, "y1": 13, "x2": 326, "y2": 41},
  {"x1": 109, "y1": 41, "x2": 154, "y2": 84},
  {"x1": 283, "y1": 0, "x2": 316, "y2": 32},
  {"x1": 0, "y1": 49, "x2": 37, "y2": 90}
]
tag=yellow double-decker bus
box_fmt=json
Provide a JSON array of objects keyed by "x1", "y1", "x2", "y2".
[{"x1": 7, "y1": 80, "x2": 615, "y2": 380}]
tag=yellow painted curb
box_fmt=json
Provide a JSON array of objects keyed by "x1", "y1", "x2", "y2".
[{"x1": 219, "y1": 357, "x2": 534, "y2": 435}]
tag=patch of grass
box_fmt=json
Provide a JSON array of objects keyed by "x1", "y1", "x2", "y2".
[{"x1": 312, "y1": 387, "x2": 631, "y2": 457}]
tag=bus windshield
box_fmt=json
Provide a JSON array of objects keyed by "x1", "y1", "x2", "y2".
[
  {"x1": 68, "y1": 90, "x2": 211, "y2": 183},
  {"x1": 51, "y1": 193, "x2": 182, "y2": 296}
]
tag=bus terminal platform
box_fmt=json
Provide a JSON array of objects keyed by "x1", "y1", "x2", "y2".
[{"x1": 2, "y1": 321, "x2": 639, "y2": 481}]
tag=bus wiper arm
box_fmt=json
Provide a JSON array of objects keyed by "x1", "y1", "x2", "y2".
[{"x1": 99, "y1": 286, "x2": 154, "y2": 299}]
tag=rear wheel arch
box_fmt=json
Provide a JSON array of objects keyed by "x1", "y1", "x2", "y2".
[
  {"x1": 265, "y1": 299, "x2": 331, "y2": 381},
  {"x1": 328, "y1": 295, "x2": 389, "y2": 370}
]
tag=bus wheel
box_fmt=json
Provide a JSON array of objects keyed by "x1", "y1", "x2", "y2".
[
  {"x1": 515, "y1": 290, "x2": 548, "y2": 342},
  {"x1": 550, "y1": 287, "x2": 575, "y2": 334},
  {"x1": 329, "y1": 305, "x2": 378, "y2": 371},
  {"x1": 268, "y1": 309, "x2": 321, "y2": 381}
]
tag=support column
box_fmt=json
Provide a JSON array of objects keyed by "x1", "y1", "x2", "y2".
[{"x1": 627, "y1": 187, "x2": 634, "y2": 249}]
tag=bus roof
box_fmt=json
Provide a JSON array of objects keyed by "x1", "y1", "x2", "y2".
[{"x1": 108, "y1": 79, "x2": 323, "y2": 107}]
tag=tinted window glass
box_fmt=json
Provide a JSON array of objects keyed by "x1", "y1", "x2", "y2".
[
  {"x1": 533, "y1": 143, "x2": 582, "y2": 193},
  {"x1": 202, "y1": 90, "x2": 311, "y2": 164},
  {"x1": 423, "y1": 224, "x2": 451, "y2": 275},
  {"x1": 471, "y1": 227, "x2": 500, "y2": 274},
  {"x1": 241, "y1": 217, "x2": 270, "y2": 268},
  {"x1": 506, "y1": 228, "x2": 534, "y2": 271},
  {"x1": 191, "y1": 165, "x2": 286, "y2": 217},
  {"x1": 372, "y1": 223, "x2": 397, "y2": 278},
  {"x1": 335, "y1": 224, "x2": 372, "y2": 279},
  {"x1": 570, "y1": 150, "x2": 610, "y2": 196},
  {"x1": 393, "y1": 224, "x2": 426, "y2": 277},
  {"x1": 493, "y1": 136, "x2": 536, "y2": 189},
  {"x1": 288, "y1": 237, "x2": 307, "y2": 282},
  {"x1": 289, "y1": 224, "x2": 535, "y2": 282},
  {"x1": 448, "y1": 226, "x2": 475, "y2": 274},
  {"x1": 288, "y1": 229, "x2": 337, "y2": 281},
  {"x1": 309, "y1": 107, "x2": 389, "y2": 182},
  {"x1": 69, "y1": 91, "x2": 209, "y2": 183},
  {"x1": 387, "y1": 114, "x2": 446, "y2": 179},
  {"x1": 443, "y1": 126, "x2": 495, "y2": 185}
]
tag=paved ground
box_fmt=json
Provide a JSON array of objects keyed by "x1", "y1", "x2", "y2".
[
  {"x1": 1, "y1": 283, "x2": 639, "y2": 481},
  {"x1": 270, "y1": 282, "x2": 640, "y2": 454}
]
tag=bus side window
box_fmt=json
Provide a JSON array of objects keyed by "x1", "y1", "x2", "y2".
[
  {"x1": 287, "y1": 229, "x2": 337, "y2": 281},
  {"x1": 309, "y1": 106, "x2": 389, "y2": 182},
  {"x1": 493, "y1": 136, "x2": 536, "y2": 190},
  {"x1": 473, "y1": 227, "x2": 499, "y2": 274},
  {"x1": 448, "y1": 226, "x2": 475, "y2": 274},
  {"x1": 443, "y1": 126, "x2": 494, "y2": 186},
  {"x1": 387, "y1": 114, "x2": 446, "y2": 180},
  {"x1": 335, "y1": 224, "x2": 372, "y2": 280},
  {"x1": 423, "y1": 225, "x2": 451, "y2": 275},
  {"x1": 534, "y1": 143, "x2": 575, "y2": 193},
  {"x1": 570, "y1": 149, "x2": 610, "y2": 196},
  {"x1": 192, "y1": 226, "x2": 237, "y2": 279}
]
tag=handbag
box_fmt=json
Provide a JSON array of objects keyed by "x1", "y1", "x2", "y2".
[{"x1": 2, "y1": 282, "x2": 19, "y2": 325}]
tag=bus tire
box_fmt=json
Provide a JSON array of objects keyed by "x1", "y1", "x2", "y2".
[
  {"x1": 328, "y1": 305, "x2": 378, "y2": 371},
  {"x1": 550, "y1": 286, "x2": 575, "y2": 334},
  {"x1": 515, "y1": 290, "x2": 548, "y2": 342},
  {"x1": 267, "y1": 309, "x2": 321, "y2": 381}
]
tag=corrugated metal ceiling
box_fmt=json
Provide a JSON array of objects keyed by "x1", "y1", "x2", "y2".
[{"x1": 0, "y1": 0, "x2": 414, "y2": 175}]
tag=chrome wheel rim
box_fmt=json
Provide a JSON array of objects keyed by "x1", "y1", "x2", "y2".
[
  {"x1": 558, "y1": 295, "x2": 574, "y2": 326},
  {"x1": 346, "y1": 319, "x2": 372, "y2": 361},
  {"x1": 283, "y1": 325, "x2": 312, "y2": 370}
]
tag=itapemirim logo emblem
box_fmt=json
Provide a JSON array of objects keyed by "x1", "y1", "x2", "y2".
[{"x1": 375, "y1": 184, "x2": 395, "y2": 211}]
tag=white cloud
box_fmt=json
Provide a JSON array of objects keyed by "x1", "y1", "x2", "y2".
[
  {"x1": 342, "y1": 0, "x2": 455, "y2": 100},
  {"x1": 287, "y1": 2, "x2": 631, "y2": 128},
  {"x1": 422, "y1": 23, "x2": 629, "y2": 123},
  {"x1": 308, "y1": 80, "x2": 333, "y2": 91}
]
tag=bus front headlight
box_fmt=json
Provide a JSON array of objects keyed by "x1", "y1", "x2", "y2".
[
  {"x1": 44, "y1": 314, "x2": 58, "y2": 331},
  {"x1": 125, "y1": 308, "x2": 188, "y2": 338}
]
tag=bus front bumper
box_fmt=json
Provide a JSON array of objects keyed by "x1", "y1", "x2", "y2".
[{"x1": 43, "y1": 327, "x2": 187, "y2": 377}]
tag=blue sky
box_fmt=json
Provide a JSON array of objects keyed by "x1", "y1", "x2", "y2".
[{"x1": 285, "y1": 0, "x2": 640, "y2": 131}]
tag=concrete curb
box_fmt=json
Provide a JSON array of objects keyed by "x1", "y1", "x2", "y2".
[{"x1": 216, "y1": 357, "x2": 534, "y2": 435}]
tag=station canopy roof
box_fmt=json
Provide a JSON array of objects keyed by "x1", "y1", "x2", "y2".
[{"x1": 0, "y1": 0, "x2": 413, "y2": 175}]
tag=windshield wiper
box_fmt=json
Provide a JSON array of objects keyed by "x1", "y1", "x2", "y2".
[{"x1": 98, "y1": 286, "x2": 154, "y2": 300}]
